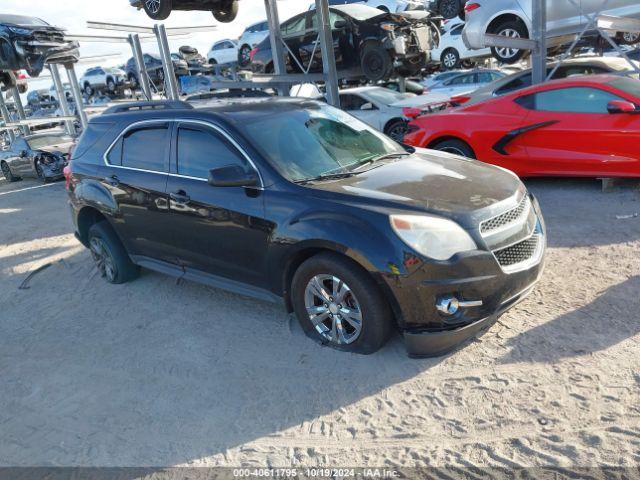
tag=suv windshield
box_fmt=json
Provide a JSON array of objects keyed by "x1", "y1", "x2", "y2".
[
  {"x1": 239, "y1": 104, "x2": 405, "y2": 182},
  {"x1": 27, "y1": 135, "x2": 73, "y2": 149}
]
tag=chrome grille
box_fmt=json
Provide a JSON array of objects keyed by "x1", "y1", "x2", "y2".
[
  {"x1": 481, "y1": 196, "x2": 530, "y2": 235},
  {"x1": 494, "y1": 235, "x2": 540, "y2": 268},
  {"x1": 34, "y1": 31, "x2": 65, "y2": 43}
]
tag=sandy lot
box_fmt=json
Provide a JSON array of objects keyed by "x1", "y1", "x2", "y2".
[{"x1": 0, "y1": 176, "x2": 638, "y2": 470}]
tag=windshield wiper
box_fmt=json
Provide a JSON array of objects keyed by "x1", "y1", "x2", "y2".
[
  {"x1": 294, "y1": 171, "x2": 358, "y2": 185},
  {"x1": 351, "y1": 152, "x2": 409, "y2": 171}
]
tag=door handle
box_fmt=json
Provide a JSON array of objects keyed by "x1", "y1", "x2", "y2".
[
  {"x1": 170, "y1": 191, "x2": 190, "y2": 204},
  {"x1": 104, "y1": 175, "x2": 120, "y2": 186}
]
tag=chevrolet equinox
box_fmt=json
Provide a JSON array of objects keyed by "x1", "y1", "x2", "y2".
[{"x1": 66, "y1": 99, "x2": 546, "y2": 357}]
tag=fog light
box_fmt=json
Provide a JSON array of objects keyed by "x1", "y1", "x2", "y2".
[
  {"x1": 436, "y1": 295, "x2": 459, "y2": 316},
  {"x1": 436, "y1": 295, "x2": 483, "y2": 316}
]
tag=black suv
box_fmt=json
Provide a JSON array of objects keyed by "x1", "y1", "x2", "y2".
[{"x1": 66, "y1": 99, "x2": 546, "y2": 357}]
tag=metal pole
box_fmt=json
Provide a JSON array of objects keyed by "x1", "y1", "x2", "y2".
[
  {"x1": 154, "y1": 24, "x2": 180, "y2": 100},
  {"x1": 64, "y1": 63, "x2": 88, "y2": 130},
  {"x1": 49, "y1": 64, "x2": 75, "y2": 135},
  {"x1": 264, "y1": 0, "x2": 287, "y2": 95},
  {"x1": 0, "y1": 93, "x2": 15, "y2": 142},
  {"x1": 129, "y1": 33, "x2": 152, "y2": 100},
  {"x1": 531, "y1": 0, "x2": 547, "y2": 84},
  {"x1": 315, "y1": 0, "x2": 340, "y2": 107},
  {"x1": 10, "y1": 86, "x2": 29, "y2": 136}
]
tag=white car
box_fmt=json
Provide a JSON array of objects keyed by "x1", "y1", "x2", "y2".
[
  {"x1": 237, "y1": 20, "x2": 270, "y2": 67},
  {"x1": 424, "y1": 69, "x2": 505, "y2": 96},
  {"x1": 207, "y1": 39, "x2": 239, "y2": 65},
  {"x1": 338, "y1": 86, "x2": 448, "y2": 141},
  {"x1": 79, "y1": 66, "x2": 129, "y2": 96},
  {"x1": 432, "y1": 22, "x2": 491, "y2": 70}
]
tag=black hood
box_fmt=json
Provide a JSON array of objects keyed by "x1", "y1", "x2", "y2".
[{"x1": 306, "y1": 149, "x2": 525, "y2": 228}]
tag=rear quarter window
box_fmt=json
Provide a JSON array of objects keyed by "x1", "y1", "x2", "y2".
[{"x1": 73, "y1": 122, "x2": 116, "y2": 163}]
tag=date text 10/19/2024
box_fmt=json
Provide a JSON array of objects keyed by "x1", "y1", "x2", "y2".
[{"x1": 232, "y1": 468, "x2": 401, "y2": 478}]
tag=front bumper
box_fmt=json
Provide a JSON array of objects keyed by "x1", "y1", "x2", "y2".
[{"x1": 387, "y1": 196, "x2": 546, "y2": 357}]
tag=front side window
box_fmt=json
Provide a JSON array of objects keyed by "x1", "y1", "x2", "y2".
[
  {"x1": 117, "y1": 125, "x2": 168, "y2": 171},
  {"x1": 519, "y1": 87, "x2": 624, "y2": 113},
  {"x1": 177, "y1": 126, "x2": 246, "y2": 179},
  {"x1": 282, "y1": 15, "x2": 307, "y2": 36},
  {"x1": 339, "y1": 94, "x2": 369, "y2": 110},
  {"x1": 237, "y1": 104, "x2": 405, "y2": 182}
]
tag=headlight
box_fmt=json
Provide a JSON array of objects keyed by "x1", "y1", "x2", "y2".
[
  {"x1": 9, "y1": 27, "x2": 32, "y2": 35},
  {"x1": 390, "y1": 214, "x2": 477, "y2": 261}
]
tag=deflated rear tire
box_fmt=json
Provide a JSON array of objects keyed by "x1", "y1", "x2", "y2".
[
  {"x1": 291, "y1": 252, "x2": 392, "y2": 355},
  {"x1": 88, "y1": 222, "x2": 139, "y2": 284}
]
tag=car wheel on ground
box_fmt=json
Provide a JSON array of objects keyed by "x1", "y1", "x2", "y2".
[
  {"x1": 490, "y1": 19, "x2": 529, "y2": 64},
  {"x1": 212, "y1": 0, "x2": 239, "y2": 23},
  {"x1": 361, "y1": 41, "x2": 392, "y2": 82},
  {"x1": 441, "y1": 48, "x2": 460, "y2": 70},
  {"x1": 88, "y1": 222, "x2": 139, "y2": 284},
  {"x1": 1, "y1": 161, "x2": 18, "y2": 182},
  {"x1": 291, "y1": 252, "x2": 393, "y2": 355},
  {"x1": 432, "y1": 138, "x2": 475, "y2": 158},
  {"x1": 238, "y1": 44, "x2": 252, "y2": 67},
  {"x1": 385, "y1": 119, "x2": 408, "y2": 143},
  {"x1": 143, "y1": 0, "x2": 172, "y2": 20}
]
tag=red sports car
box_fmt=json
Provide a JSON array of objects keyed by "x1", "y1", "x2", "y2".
[{"x1": 403, "y1": 75, "x2": 640, "y2": 177}]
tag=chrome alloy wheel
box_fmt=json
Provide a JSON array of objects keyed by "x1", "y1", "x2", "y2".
[
  {"x1": 89, "y1": 237, "x2": 116, "y2": 282},
  {"x1": 145, "y1": 0, "x2": 161, "y2": 14},
  {"x1": 496, "y1": 28, "x2": 521, "y2": 59},
  {"x1": 304, "y1": 274, "x2": 363, "y2": 345}
]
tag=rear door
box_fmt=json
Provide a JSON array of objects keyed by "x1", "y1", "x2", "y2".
[
  {"x1": 98, "y1": 121, "x2": 172, "y2": 261},
  {"x1": 515, "y1": 86, "x2": 640, "y2": 176},
  {"x1": 164, "y1": 121, "x2": 269, "y2": 287}
]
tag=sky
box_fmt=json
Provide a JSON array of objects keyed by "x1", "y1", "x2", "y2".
[{"x1": 2, "y1": 0, "x2": 308, "y2": 92}]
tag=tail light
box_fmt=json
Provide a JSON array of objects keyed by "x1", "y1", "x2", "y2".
[
  {"x1": 403, "y1": 107, "x2": 423, "y2": 120},
  {"x1": 464, "y1": 3, "x2": 481, "y2": 13},
  {"x1": 450, "y1": 94, "x2": 471, "y2": 105},
  {"x1": 249, "y1": 47, "x2": 258, "y2": 62}
]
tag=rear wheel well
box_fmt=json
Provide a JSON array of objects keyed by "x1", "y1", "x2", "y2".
[
  {"x1": 77, "y1": 207, "x2": 108, "y2": 246},
  {"x1": 488, "y1": 14, "x2": 529, "y2": 36}
]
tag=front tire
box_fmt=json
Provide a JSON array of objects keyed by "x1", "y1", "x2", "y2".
[
  {"x1": 432, "y1": 138, "x2": 475, "y2": 158},
  {"x1": 291, "y1": 252, "x2": 393, "y2": 355},
  {"x1": 212, "y1": 0, "x2": 239, "y2": 23},
  {"x1": 490, "y1": 20, "x2": 529, "y2": 64},
  {"x1": 1, "y1": 161, "x2": 18, "y2": 182},
  {"x1": 143, "y1": 0, "x2": 172, "y2": 20},
  {"x1": 360, "y1": 41, "x2": 392, "y2": 82},
  {"x1": 88, "y1": 222, "x2": 139, "y2": 284}
]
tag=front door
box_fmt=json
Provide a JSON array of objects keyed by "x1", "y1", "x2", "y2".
[
  {"x1": 98, "y1": 121, "x2": 172, "y2": 261},
  {"x1": 515, "y1": 85, "x2": 640, "y2": 176},
  {"x1": 165, "y1": 121, "x2": 269, "y2": 288}
]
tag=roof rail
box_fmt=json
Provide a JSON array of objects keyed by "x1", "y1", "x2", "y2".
[{"x1": 103, "y1": 100, "x2": 194, "y2": 115}]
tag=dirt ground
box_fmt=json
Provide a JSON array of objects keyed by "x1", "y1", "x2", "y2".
[{"x1": 0, "y1": 176, "x2": 638, "y2": 470}]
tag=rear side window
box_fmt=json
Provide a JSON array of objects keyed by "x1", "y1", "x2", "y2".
[
  {"x1": 116, "y1": 125, "x2": 169, "y2": 171},
  {"x1": 516, "y1": 87, "x2": 623, "y2": 113},
  {"x1": 177, "y1": 126, "x2": 246, "y2": 179}
]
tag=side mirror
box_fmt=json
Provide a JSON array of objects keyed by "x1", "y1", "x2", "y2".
[
  {"x1": 607, "y1": 100, "x2": 637, "y2": 114},
  {"x1": 360, "y1": 102, "x2": 375, "y2": 111},
  {"x1": 333, "y1": 20, "x2": 347, "y2": 29},
  {"x1": 208, "y1": 165, "x2": 259, "y2": 188}
]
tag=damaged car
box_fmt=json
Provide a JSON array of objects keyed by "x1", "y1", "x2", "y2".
[
  {"x1": 0, "y1": 132, "x2": 74, "y2": 183},
  {"x1": 250, "y1": 4, "x2": 439, "y2": 81},
  {"x1": 0, "y1": 14, "x2": 79, "y2": 77},
  {"x1": 129, "y1": 0, "x2": 239, "y2": 22}
]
